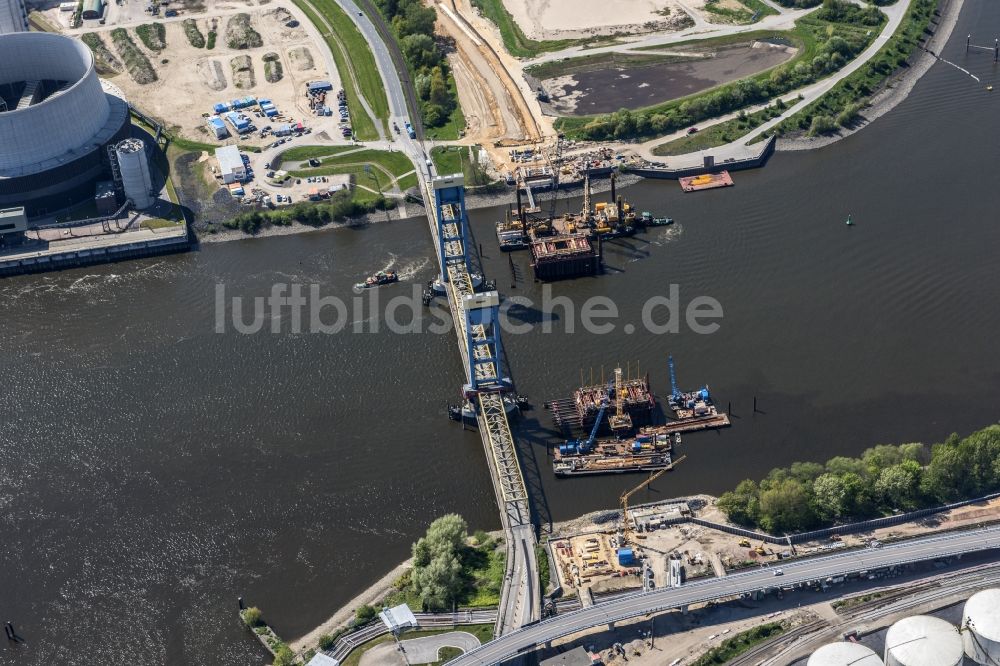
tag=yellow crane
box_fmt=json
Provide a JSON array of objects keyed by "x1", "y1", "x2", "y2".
[
  {"x1": 619, "y1": 455, "x2": 686, "y2": 546},
  {"x1": 608, "y1": 367, "x2": 633, "y2": 433}
]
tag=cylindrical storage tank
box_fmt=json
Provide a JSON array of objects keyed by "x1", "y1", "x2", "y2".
[
  {"x1": 963, "y1": 589, "x2": 1000, "y2": 664},
  {"x1": 885, "y1": 616, "x2": 964, "y2": 666},
  {"x1": 808, "y1": 642, "x2": 883, "y2": 666},
  {"x1": 115, "y1": 138, "x2": 154, "y2": 210}
]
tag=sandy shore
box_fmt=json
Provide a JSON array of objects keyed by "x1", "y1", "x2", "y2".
[
  {"x1": 778, "y1": 0, "x2": 961, "y2": 152},
  {"x1": 288, "y1": 559, "x2": 414, "y2": 653}
]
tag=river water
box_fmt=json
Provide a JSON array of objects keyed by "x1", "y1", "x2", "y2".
[{"x1": 3, "y1": 3, "x2": 1000, "y2": 663}]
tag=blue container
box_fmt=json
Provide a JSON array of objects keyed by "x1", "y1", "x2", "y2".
[
  {"x1": 618, "y1": 549, "x2": 635, "y2": 566},
  {"x1": 213, "y1": 103, "x2": 228, "y2": 113},
  {"x1": 632, "y1": 441, "x2": 642, "y2": 453}
]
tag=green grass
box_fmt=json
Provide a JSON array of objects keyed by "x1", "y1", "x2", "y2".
[
  {"x1": 470, "y1": 0, "x2": 594, "y2": 57},
  {"x1": 274, "y1": 145, "x2": 360, "y2": 166},
  {"x1": 430, "y1": 646, "x2": 464, "y2": 665},
  {"x1": 424, "y1": 73, "x2": 466, "y2": 140},
  {"x1": 771, "y1": 0, "x2": 936, "y2": 137},
  {"x1": 651, "y1": 100, "x2": 787, "y2": 155},
  {"x1": 341, "y1": 625, "x2": 493, "y2": 666},
  {"x1": 832, "y1": 590, "x2": 890, "y2": 611},
  {"x1": 182, "y1": 19, "x2": 205, "y2": 48},
  {"x1": 691, "y1": 622, "x2": 787, "y2": 665},
  {"x1": 293, "y1": 0, "x2": 389, "y2": 139},
  {"x1": 135, "y1": 23, "x2": 166, "y2": 51},
  {"x1": 141, "y1": 217, "x2": 184, "y2": 230},
  {"x1": 288, "y1": 148, "x2": 418, "y2": 195},
  {"x1": 430, "y1": 145, "x2": 472, "y2": 177}
]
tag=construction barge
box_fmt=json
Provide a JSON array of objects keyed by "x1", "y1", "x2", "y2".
[
  {"x1": 549, "y1": 372, "x2": 655, "y2": 431},
  {"x1": 554, "y1": 426, "x2": 676, "y2": 476},
  {"x1": 679, "y1": 171, "x2": 734, "y2": 192}
]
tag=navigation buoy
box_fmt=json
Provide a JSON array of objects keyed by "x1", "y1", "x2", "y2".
[
  {"x1": 846, "y1": 214, "x2": 853, "y2": 226},
  {"x1": 988, "y1": 85, "x2": 994, "y2": 91}
]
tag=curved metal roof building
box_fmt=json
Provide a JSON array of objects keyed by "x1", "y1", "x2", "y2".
[
  {"x1": 0, "y1": 0, "x2": 28, "y2": 34},
  {"x1": 0, "y1": 32, "x2": 131, "y2": 214}
]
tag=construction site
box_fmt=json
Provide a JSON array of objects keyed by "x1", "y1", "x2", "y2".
[{"x1": 62, "y1": 1, "x2": 342, "y2": 147}]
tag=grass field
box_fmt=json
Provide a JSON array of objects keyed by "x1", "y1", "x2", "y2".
[
  {"x1": 651, "y1": 101, "x2": 786, "y2": 155},
  {"x1": 430, "y1": 145, "x2": 475, "y2": 177},
  {"x1": 292, "y1": 0, "x2": 388, "y2": 140},
  {"x1": 274, "y1": 145, "x2": 359, "y2": 166},
  {"x1": 289, "y1": 148, "x2": 417, "y2": 193},
  {"x1": 691, "y1": 622, "x2": 787, "y2": 665},
  {"x1": 341, "y1": 625, "x2": 494, "y2": 666}
]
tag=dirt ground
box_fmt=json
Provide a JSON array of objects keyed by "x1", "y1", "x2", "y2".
[
  {"x1": 500, "y1": 0, "x2": 685, "y2": 41},
  {"x1": 548, "y1": 494, "x2": 1000, "y2": 604},
  {"x1": 70, "y1": 0, "x2": 345, "y2": 147},
  {"x1": 542, "y1": 42, "x2": 797, "y2": 115}
]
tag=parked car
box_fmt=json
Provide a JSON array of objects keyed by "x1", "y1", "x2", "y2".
[{"x1": 687, "y1": 127, "x2": 699, "y2": 135}]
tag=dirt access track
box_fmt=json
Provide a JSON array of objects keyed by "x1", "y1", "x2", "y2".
[
  {"x1": 77, "y1": 0, "x2": 348, "y2": 148},
  {"x1": 432, "y1": 0, "x2": 548, "y2": 167}
]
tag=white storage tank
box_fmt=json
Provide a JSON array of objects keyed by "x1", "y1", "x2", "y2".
[
  {"x1": 885, "y1": 615, "x2": 964, "y2": 666},
  {"x1": 963, "y1": 589, "x2": 1000, "y2": 664},
  {"x1": 808, "y1": 642, "x2": 883, "y2": 666},
  {"x1": 115, "y1": 138, "x2": 154, "y2": 210}
]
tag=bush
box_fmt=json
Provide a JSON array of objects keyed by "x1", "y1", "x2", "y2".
[
  {"x1": 110, "y1": 28, "x2": 157, "y2": 84},
  {"x1": 135, "y1": 23, "x2": 166, "y2": 51},
  {"x1": 183, "y1": 19, "x2": 206, "y2": 48},
  {"x1": 206, "y1": 30, "x2": 217, "y2": 49},
  {"x1": 354, "y1": 604, "x2": 378, "y2": 625},
  {"x1": 242, "y1": 606, "x2": 263, "y2": 627},
  {"x1": 225, "y1": 13, "x2": 263, "y2": 49},
  {"x1": 318, "y1": 633, "x2": 335, "y2": 650}
]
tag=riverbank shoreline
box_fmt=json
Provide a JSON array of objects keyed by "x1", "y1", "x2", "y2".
[
  {"x1": 777, "y1": 0, "x2": 961, "y2": 152},
  {"x1": 191, "y1": 174, "x2": 643, "y2": 244}
]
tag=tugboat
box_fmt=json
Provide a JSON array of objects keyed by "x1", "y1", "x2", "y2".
[
  {"x1": 641, "y1": 211, "x2": 674, "y2": 226},
  {"x1": 364, "y1": 269, "x2": 398, "y2": 288}
]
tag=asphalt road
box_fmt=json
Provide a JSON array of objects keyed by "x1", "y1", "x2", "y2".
[{"x1": 450, "y1": 525, "x2": 1000, "y2": 665}]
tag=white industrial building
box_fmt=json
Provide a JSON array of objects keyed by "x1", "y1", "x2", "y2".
[
  {"x1": 808, "y1": 642, "x2": 883, "y2": 666},
  {"x1": 0, "y1": 0, "x2": 28, "y2": 34},
  {"x1": 884, "y1": 615, "x2": 964, "y2": 666},
  {"x1": 214, "y1": 145, "x2": 246, "y2": 184},
  {"x1": 963, "y1": 588, "x2": 1000, "y2": 665}
]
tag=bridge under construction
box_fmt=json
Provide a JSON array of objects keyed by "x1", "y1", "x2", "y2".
[{"x1": 422, "y1": 173, "x2": 541, "y2": 636}]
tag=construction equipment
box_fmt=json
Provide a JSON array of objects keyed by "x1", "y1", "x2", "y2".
[
  {"x1": 668, "y1": 354, "x2": 683, "y2": 406},
  {"x1": 754, "y1": 541, "x2": 767, "y2": 556},
  {"x1": 564, "y1": 386, "x2": 611, "y2": 454},
  {"x1": 738, "y1": 538, "x2": 751, "y2": 548},
  {"x1": 582, "y1": 170, "x2": 592, "y2": 222},
  {"x1": 608, "y1": 367, "x2": 633, "y2": 434},
  {"x1": 619, "y1": 455, "x2": 686, "y2": 546}
]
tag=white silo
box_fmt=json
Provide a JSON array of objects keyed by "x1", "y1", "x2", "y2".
[
  {"x1": 963, "y1": 589, "x2": 1000, "y2": 664},
  {"x1": 808, "y1": 642, "x2": 884, "y2": 666},
  {"x1": 115, "y1": 138, "x2": 155, "y2": 210},
  {"x1": 885, "y1": 615, "x2": 964, "y2": 666}
]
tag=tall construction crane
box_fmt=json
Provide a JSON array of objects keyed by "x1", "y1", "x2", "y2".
[
  {"x1": 582, "y1": 170, "x2": 592, "y2": 222},
  {"x1": 608, "y1": 366, "x2": 633, "y2": 434},
  {"x1": 619, "y1": 455, "x2": 686, "y2": 546},
  {"x1": 546, "y1": 139, "x2": 563, "y2": 221},
  {"x1": 667, "y1": 354, "x2": 683, "y2": 408}
]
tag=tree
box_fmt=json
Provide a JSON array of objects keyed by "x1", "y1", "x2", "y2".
[
  {"x1": 355, "y1": 604, "x2": 378, "y2": 625},
  {"x1": 758, "y1": 479, "x2": 815, "y2": 533},
  {"x1": 811, "y1": 473, "x2": 848, "y2": 522},
  {"x1": 413, "y1": 551, "x2": 462, "y2": 609},
  {"x1": 825, "y1": 455, "x2": 867, "y2": 477},
  {"x1": 401, "y1": 33, "x2": 438, "y2": 68},
  {"x1": 425, "y1": 514, "x2": 467, "y2": 553},
  {"x1": 717, "y1": 479, "x2": 760, "y2": 526},
  {"x1": 875, "y1": 463, "x2": 920, "y2": 510},
  {"x1": 272, "y1": 644, "x2": 295, "y2": 666}
]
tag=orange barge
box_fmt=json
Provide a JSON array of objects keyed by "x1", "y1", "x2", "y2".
[{"x1": 679, "y1": 171, "x2": 734, "y2": 192}]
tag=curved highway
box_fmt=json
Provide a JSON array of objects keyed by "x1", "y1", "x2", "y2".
[{"x1": 450, "y1": 525, "x2": 1000, "y2": 665}]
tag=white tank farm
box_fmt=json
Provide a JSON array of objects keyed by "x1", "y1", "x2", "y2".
[
  {"x1": 115, "y1": 138, "x2": 154, "y2": 210},
  {"x1": 808, "y1": 642, "x2": 884, "y2": 666},
  {"x1": 885, "y1": 615, "x2": 964, "y2": 666},
  {"x1": 963, "y1": 589, "x2": 1000, "y2": 664}
]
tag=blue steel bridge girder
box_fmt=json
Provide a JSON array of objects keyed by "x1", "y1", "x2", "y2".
[
  {"x1": 463, "y1": 291, "x2": 507, "y2": 393},
  {"x1": 433, "y1": 173, "x2": 469, "y2": 283}
]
